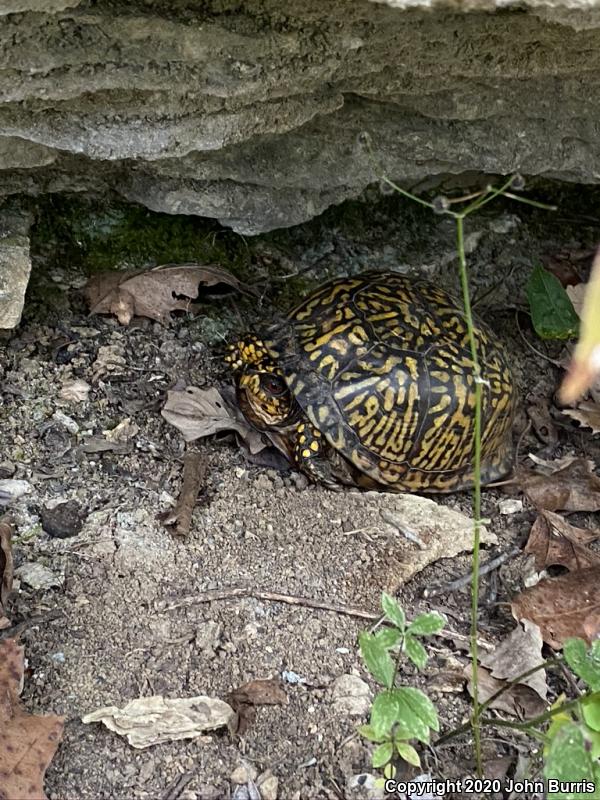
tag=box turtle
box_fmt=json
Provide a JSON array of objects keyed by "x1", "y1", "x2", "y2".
[{"x1": 227, "y1": 271, "x2": 515, "y2": 492}]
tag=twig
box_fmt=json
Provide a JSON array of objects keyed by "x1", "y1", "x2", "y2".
[
  {"x1": 0, "y1": 609, "x2": 63, "y2": 640},
  {"x1": 158, "y1": 447, "x2": 206, "y2": 537},
  {"x1": 423, "y1": 547, "x2": 521, "y2": 598},
  {"x1": 161, "y1": 771, "x2": 195, "y2": 800},
  {"x1": 165, "y1": 587, "x2": 379, "y2": 620},
  {"x1": 514, "y1": 309, "x2": 562, "y2": 367}
]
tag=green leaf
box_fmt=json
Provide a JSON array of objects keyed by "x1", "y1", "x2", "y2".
[
  {"x1": 372, "y1": 741, "x2": 394, "y2": 768},
  {"x1": 370, "y1": 690, "x2": 402, "y2": 739},
  {"x1": 381, "y1": 592, "x2": 405, "y2": 630},
  {"x1": 396, "y1": 741, "x2": 421, "y2": 768},
  {"x1": 383, "y1": 763, "x2": 395, "y2": 780},
  {"x1": 404, "y1": 634, "x2": 428, "y2": 670},
  {"x1": 583, "y1": 696, "x2": 600, "y2": 733},
  {"x1": 564, "y1": 639, "x2": 600, "y2": 691},
  {"x1": 527, "y1": 264, "x2": 579, "y2": 341},
  {"x1": 544, "y1": 721, "x2": 599, "y2": 799},
  {"x1": 407, "y1": 612, "x2": 446, "y2": 637},
  {"x1": 358, "y1": 724, "x2": 385, "y2": 743},
  {"x1": 359, "y1": 632, "x2": 395, "y2": 688},
  {"x1": 374, "y1": 627, "x2": 402, "y2": 650},
  {"x1": 394, "y1": 686, "x2": 439, "y2": 733}
]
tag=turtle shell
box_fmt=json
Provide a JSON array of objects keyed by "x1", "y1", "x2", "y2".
[{"x1": 266, "y1": 271, "x2": 515, "y2": 492}]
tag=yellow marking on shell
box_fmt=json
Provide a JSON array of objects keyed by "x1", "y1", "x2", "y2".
[
  {"x1": 348, "y1": 326, "x2": 369, "y2": 346},
  {"x1": 429, "y1": 395, "x2": 452, "y2": 414},
  {"x1": 302, "y1": 449, "x2": 312, "y2": 459},
  {"x1": 318, "y1": 406, "x2": 329, "y2": 424},
  {"x1": 329, "y1": 339, "x2": 349, "y2": 356},
  {"x1": 383, "y1": 387, "x2": 396, "y2": 412},
  {"x1": 317, "y1": 353, "x2": 338, "y2": 381},
  {"x1": 310, "y1": 440, "x2": 319, "y2": 452},
  {"x1": 299, "y1": 435, "x2": 306, "y2": 443},
  {"x1": 404, "y1": 356, "x2": 419, "y2": 380},
  {"x1": 298, "y1": 423, "x2": 305, "y2": 432}
]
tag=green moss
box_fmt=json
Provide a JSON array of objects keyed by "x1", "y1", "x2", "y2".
[{"x1": 32, "y1": 195, "x2": 253, "y2": 277}]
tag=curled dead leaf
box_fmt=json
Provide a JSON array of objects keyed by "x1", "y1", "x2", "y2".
[
  {"x1": 465, "y1": 620, "x2": 547, "y2": 719},
  {"x1": 0, "y1": 638, "x2": 64, "y2": 800},
  {"x1": 82, "y1": 695, "x2": 236, "y2": 748},
  {"x1": 227, "y1": 678, "x2": 288, "y2": 736},
  {"x1": 511, "y1": 567, "x2": 600, "y2": 648},
  {"x1": 525, "y1": 509, "x2": 600, "y2": 572},
  {"x1": 161, "y1": 385, "x2": 290, "y2": 461},
  {"x1": 0, "y1": 518, "x2": 13, "y2": 627},
  {"x1": 518, "y1": 458, "x2": 600, "y2": 512},
  {"x1": 562, "y1": 400, "x2": 600, "y2": 435},
  {"x1": 85, "y1": 263, "x2": 250, "y2": 326}
]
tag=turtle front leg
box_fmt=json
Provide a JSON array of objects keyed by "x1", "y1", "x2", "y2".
[{"x1": 293, "y1": 422, "x2": 338, "y2": 488}]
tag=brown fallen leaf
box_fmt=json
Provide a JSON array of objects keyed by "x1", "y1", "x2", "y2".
[
  {"x1": 526, "y1": 399, "x2": 558, "y2": 446},
  {"x1": 227, "y1": 678, "x2": 288, "y2": 736},
  {"x1": 82, "y1": 694, "x2": 235, "y2": 748},
  {"x1": 0, "y1": 517, "x2": 13, "y2": 628},
  {"x1": 85, "y1": 263, "x2": 249, "y2": 326},
  {"x1": 0, "y1": 638, "x2": 64, "y2": 800},
  {"x1": 525, "y1": 509, "x2": 600, "y2": 572},
  {"x1": 511, "y1": 567, "x2": 600, "y2": 648},
  {"x1": 527, "y1": 452, "x2": 595, "y2": 475},
  {"x1": 161, "y1": 385, "x2": 290, "y2": 461},
  {"x1": 518, "y1": 458, "x2": 600, "y2": 512},
  {"x1": 465, "y1": 620, "x2": 547, "y2": 719},
  {"x1": 562, "y1": 400, "x2": 600, "y2": 434}
]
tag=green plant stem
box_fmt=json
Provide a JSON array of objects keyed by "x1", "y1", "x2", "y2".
[
  {"x1": 437, "y1": 687, "x2": 599, "y2": 748},
  {"x1": 461, "y1": 177, "x2": 514, "y2": 216},
  {"x1": 455, "y1": 212, "x2": 484, "y2": 777}
]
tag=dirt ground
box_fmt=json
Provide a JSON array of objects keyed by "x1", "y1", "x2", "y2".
[{"x1": 1, "y1": 185, "x2": 600, "y2": 800}]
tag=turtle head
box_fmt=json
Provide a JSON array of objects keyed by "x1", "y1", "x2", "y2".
[{"x1": 225, "y1": 335, "x2": 294, "y2": 427}]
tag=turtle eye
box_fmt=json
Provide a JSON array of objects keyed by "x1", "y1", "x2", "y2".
[{"x1": 260, "y1": 373, "x2": 287, "y2": 396}]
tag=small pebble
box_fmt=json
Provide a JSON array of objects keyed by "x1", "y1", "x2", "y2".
[
  {"x1": 331, "y1": 674, "x2": 371, "y2": 716},
  {"x1": 52, "y1": 410, "x2": 80, "y2": 434},
  {"x1": 41, "y1": 500, "x2": 85, "y2": 538},
  {"x1": 499, "y1": 499, "x2": 523, "y2": 515},
  {"x1": 0, "y1": 479, "x2": 32, "y2": 505},
  {"x1": 230, "y1": 764, "x2": 258, "y2": 785},
  {"x1": 257, "y1": 772, "x2": 279, "y2": 800}
]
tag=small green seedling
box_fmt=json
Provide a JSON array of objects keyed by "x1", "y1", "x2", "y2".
[{"x1": 358, "y1": 593, "x2": 445, "y2": 776}]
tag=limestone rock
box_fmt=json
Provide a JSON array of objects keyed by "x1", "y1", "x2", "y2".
[
  {"x1": 0, "y1": 204, "x2": 33, "y2": 329},
  {"x1": 0, "y1": 1, "x2": 599, "y2": 238}
]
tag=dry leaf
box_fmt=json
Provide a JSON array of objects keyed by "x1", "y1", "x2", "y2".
[
  {"x1": 518, "y1": 458, "x2": 600, "y2": 512},
  {"x1": 525, "y1": 509, "x2": 600, "y2": 572},
  {"x1": 465, "y1": 620, "x2": 547, "y2": 719},
  {"x1": 526, "y1": 399, "x2": 558, "y2": 446},
  {"x1": 511, "y1": 567, "x2": 600, "y2": 648},
  {"x1": 0, "y1": 638, "x2": 64, "y2": 800},
  {"x1": 161, "y1": 386, "x2": 290, "y2": 460},
  {"x1": 82, "y1": 695, "x2": 235, "y2": 748},
  {"x1": 527, "y1": 453, "x2": 595, "y2": 475},
  {"x1": 227, "y1": 678, "x2": 288, "y2": 735},
  {"x1": 103, "y1": 417, "x2": 140, "y2": 443},
  {"x1": 563, "y1": 400, "x2": 600, "y2": 434},
  {"x1": 58, "y1": 378, "x2": 91, "y2": 403},
  {"x1": 0, "y1": 518, "x2": 13, "y2": 628},
  {"x1": 566, "y1": 282, "x2": 587, "y2": 317},
  {"x1": 85, "y1": 263, "x2": 247, "y2": 326}
]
